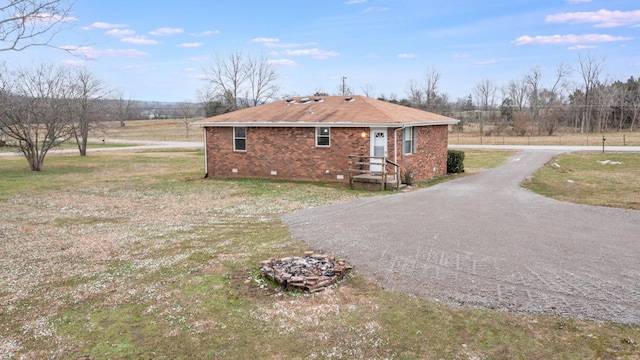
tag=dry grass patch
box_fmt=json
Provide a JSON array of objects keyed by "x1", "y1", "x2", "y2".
[
  {"x1": 1, "y1": 149, "x2": 639, "y2": 359},
  {"x1": 523, "y1": 152, "x2": 640, "y2": 209},
  {"x1": 450, "y1": 128, "x2": 640, "y2": 147}
]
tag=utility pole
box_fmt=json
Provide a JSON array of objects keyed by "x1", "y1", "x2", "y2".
[{"x1": 342, "y1": 76, "x2": 347, "y2": 96}]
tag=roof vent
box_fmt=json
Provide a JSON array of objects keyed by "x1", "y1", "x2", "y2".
[
  {"x1": 345, "y1": 97, "x2": 355, "y2": 102},
  {"x1": 313, "y1": 98, "x2": 324, "y2": 103},
  {"x1": 285, "y1": 98, "x2": 295, "y2": 104},
  {"x1": 300, "y1": 97, "x2": 311, "y2": 104}
]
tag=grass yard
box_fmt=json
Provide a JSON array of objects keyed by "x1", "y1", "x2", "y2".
[
  {"x1": 1, "y1": 149, "x2": 639, "y2": 359},
  {"x1": 523, "y1": 152, "x2": 640, "y2": 210}
]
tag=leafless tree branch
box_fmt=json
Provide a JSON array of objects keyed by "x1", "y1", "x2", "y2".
[{"x1": 0, "y1": 0, "x2": 74, "y2": 52}]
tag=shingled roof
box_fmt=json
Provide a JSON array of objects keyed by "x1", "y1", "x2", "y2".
[{"x1": 193, "y1": 95, "x2": 458, "y2": 128}]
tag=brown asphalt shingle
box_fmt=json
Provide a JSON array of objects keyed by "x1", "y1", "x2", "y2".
[{"x1": 193, "y1": 95, "x2": 458, "y2": 127}]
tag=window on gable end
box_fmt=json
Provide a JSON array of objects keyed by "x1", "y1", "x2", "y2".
[
  {"x1": 316, "y1": 127, "x2": 330, "y2": 147},
  {"x1": 234, "y1": 127, "x2": 246, "y2": 151}
]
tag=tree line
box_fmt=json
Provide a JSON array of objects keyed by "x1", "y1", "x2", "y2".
[{"x1": 376, "y1": 54, "x2": 638, "y2": 137}]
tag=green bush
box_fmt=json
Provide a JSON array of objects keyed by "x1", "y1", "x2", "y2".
[{"x1": 447, "y1": 150, "x2": 465, "y2": 173}]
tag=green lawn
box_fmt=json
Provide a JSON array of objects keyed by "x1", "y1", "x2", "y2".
[{"x1": 523, "y1": 152, "x2": 640, "y2": 210}]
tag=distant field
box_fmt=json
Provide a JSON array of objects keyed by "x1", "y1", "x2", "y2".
[
  {"x1": 104, "y1": 118, "x2": 640, "y2": 146},
  {"x1": 104, "y1": 118, "x2": 203, "y2": 142},
  {"x1": 449, "y1": 130, "x2": 640, "y2": 147}
]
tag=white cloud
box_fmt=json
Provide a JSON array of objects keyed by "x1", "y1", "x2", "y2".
[
  {"x1": 283, "y1": 48, "x2": 339, "y2": 59},
  {"x1": 513, "y1": 33, "x2": 632, "y2": 45},
  {"x1": 568, "y1": 44, "x2": 597, "y2": 50},
  {"x1": 364, "y1": 7, "x2": 389, "y2": 13},
  {"x1": 566, "y1": 0, "x2": 591, "y2": 3},
  {"x1": 190, "y1": 30, "x2": 220, "y2": 36},
  {"x1": 122, "y1": 36, "x2": 161, "y2": 45},
  {"x1": 252, "y1": 37, "x2": 317, "y2": 48},
  {"x1": 149, "y1": 27, "x2": 184, "y2": 36},
  {"x1": 117, "y1": 64, "x2": 158, "y2": 71},
  {"x1": 252, "y1": 37, "x2": 280, "y2": 44},
  {"x1": 105, "y1": 29, "x2": 135, "y2": 37},
  {"x1": 61, "y1": 46, "x2": 148, "y2": 59},
  {"x1": 26, "y1": 13, "x2": 76, "y2": 25},
  {"x1": 61, "y1": 59, "x2": 87, "y2": 67},
  {"x1": 454, "y1": 53, "x2": 470, "y2": 59},
  {"x1": 345, "y1": 0, "x2": 366, "y2": 4},
  {"x1": 268, "y1": 59, "x2": 298, "y2": 67},
  {"x1": 83, "y1": 22, "x2": 128, "y2": 30},
  {"x1": 397, "y1": 53, "x2": 418, "y2": 59},
  {"x1": 476, "y1": 59, "x2": 497, "y2": 65},
  {"x1": 177, "y1": 42, "x2": 203, "y2": 48},
  {"x1": 546, "y1": 9, "x2": 640, "y2": 28}
]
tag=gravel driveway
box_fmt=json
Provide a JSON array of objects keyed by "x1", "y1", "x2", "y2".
[{"x1": 282, "y1": 150, "x2": 640, "y2": 324}]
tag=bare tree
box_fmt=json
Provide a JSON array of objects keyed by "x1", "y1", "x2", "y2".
[
  {"x1": 245, "y1": 53, "x2": 279, "y2": 106},
  {"x1": 524, "y1": 66, "x2": 542, "y2": 131},
  {"x1": 505, "y1": 78, "x2": 528, "y2": 111},
  {"x1": 626, "y1": 80, "x2": 640, "y2": 131},
  {"x1": 202, "y1": 51, "x2": 279, "y2": 111},
  {"x1": 0, "y1": 63, "x2": 72, "y2": 171},
  {"x1": 0, "y1": 0, "x2": 74, "y2": 52},
  {"x1": 113, "y1": 91, "x2": 135, "y2": 127},
  {"x1": 196, "y1": 87, "x2": 225, "y2": 117},
  {"x1": 405, "y1": 79, "x2": 424, "y2": 109},
  {"x1": 66, "y1": 68, "x2": 111, "y2": 156},
  {"x1": 360, "y1": 83, "x2": 375, "y2": 98},
  {"x1": 423, "y1": 66, "x2": 441, "y2": 112},
  {"x1": 577, "y1": 53, "x2": 605, "y2": 133},
  {"x1": 473, "y1": 78, "x2": 497, "y2": 140},
  {"x1": 523, "y1": 65, "x2": 570, "y2": 134},
  {"x1": 405, "y1": 66, "x2": 448, "y2": 114},
  {"x1": 591, "y1": 78, "x2": 616, "y2": 132},
  {"x1": 177, "y1": 101, "x2": 197, "y2": 138}
]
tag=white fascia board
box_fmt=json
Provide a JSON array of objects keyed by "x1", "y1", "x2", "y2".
[{"x1": 193, "y1": 120, "x2": 459, "y2": 128}]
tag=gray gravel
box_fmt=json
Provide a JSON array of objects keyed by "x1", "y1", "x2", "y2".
[{"x1": 282, "y1": 150, "x2": 640, "y2": 324}]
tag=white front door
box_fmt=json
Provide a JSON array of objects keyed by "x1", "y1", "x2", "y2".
[{"x1": 370, "y1": 128, "x2": 387, "y2": 173}]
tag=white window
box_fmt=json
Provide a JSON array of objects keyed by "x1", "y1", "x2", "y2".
[
  {"x1": 316, "y1": 127, "x2": 330, "y2": 147},
  {"x1": 402, "y1": 127, "x2": 413, "y2": 154},
  {"x1": 233, "y1": 127, "x2": 246, "y2": 151}
]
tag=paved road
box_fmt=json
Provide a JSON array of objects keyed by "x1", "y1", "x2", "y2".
[
  {"x1": 0, "y1": 139, "x2": 202, "y2": 157},
  {"x1": 282, "y1": 149, "x2": 640, "y2": 324}
]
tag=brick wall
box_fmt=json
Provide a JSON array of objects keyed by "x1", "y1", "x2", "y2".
[
  {"x1": 393, "y1": 125, "x2": 449, "y2": 182},
  {"x1": 205, "y1": 126, "x2": 370, "y2": 182},
  {"x1": 204, "y1": 125, "x2": 449, "y2": 183}
]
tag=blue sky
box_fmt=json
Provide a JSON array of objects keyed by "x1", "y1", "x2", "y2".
[{"x1": 4, "y1": 0, "x2": 639, "y2": 102}]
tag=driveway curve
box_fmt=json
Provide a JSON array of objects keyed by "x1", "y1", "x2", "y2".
[{"x1": 282, "y1": 150, "x2": 640, "y2": 324}]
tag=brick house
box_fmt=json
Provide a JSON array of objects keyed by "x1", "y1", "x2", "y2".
[{"x1": 193, "y1": 95, "x2": 458, "y2": 187}]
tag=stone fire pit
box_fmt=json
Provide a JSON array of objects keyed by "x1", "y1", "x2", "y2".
[{"x1": 260, "y1": 251, "x2": 352, "y2": 292}]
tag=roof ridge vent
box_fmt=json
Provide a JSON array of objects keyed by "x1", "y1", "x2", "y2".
[
  {"x1": 300, "y1": 97, "x2": 311, "y2": 104},
  {"x1": 313, "y1": 98, "x2": 324, "y2": 103},
  {"x1": 344, "y1": 97, "x2": 355, "y2": 102}
]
